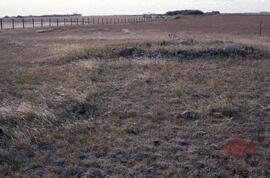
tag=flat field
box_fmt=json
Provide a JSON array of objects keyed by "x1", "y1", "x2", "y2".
[{"x1": 0, "y1": 15, "x2": 270, "y2": 177}]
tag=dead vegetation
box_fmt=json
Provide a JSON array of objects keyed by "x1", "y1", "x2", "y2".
[
  {"x1": 52, "y1": 40, "x2": 268, "y2": 67},
  {"x1": 0, "y1": 23, "x2": 270, "y2": 177}
]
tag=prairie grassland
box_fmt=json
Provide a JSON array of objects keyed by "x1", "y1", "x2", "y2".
[{"x1": 0, "y1": 16, "x2": 270, "y2": 177}]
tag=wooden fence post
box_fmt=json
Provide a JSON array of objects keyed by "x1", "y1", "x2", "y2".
[
  {"x1": 259, "y1": 20, "x2": 263, "y2": 36},
  {"x1": 93, "y1": 17, "x2": 95, "y2": 24},
  {"x1": 32, "y1": 18, "x2": 34, "y2": 28},
  {"x1": 0, "y1": 19, "x2": 2, "y2": 30},
  {"x1": 22, "y1": 18, "x2": 25, "y2": 29},
  {"x1": 56, "y1": 18, "x2": 59, "y2": 27},
  {"x1": 49, "y1": 18, "x2": 51, "y2": 27},
  {"x1": 12, "y1": 19, "x2": 15, "y2": 30},
  {"x1": 41, "y1": 18, "x2": 43, "y2": 28},
  {"x1": 88, "y1": 17, "x2": 90, "y2": 24}
]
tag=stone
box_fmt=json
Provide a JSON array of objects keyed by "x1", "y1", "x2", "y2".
[
  {"x1": 153, "y1": 139, "x2": 161, "y2": 146},
  {"x1": 178, "y1": 111, "x2": 198, "y2": 120}
]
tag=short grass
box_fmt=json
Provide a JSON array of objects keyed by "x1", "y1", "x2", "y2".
[{"x1": 0, "y1": 38, "x2": 269, "y2": 177}]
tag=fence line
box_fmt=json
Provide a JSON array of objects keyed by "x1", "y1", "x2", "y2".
[{"x1": 0, "y1": 16, "x2": 161, "y2": 31}]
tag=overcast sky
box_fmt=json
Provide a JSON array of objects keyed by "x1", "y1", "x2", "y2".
[{"x1": 1, "y1": 0, "x2": 270, "y2": 17}]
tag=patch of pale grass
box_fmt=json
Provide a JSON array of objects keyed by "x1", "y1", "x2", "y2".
[
  {"x1": 0, "y1": 101, "x2": 55, "y2": 120},
  {"x1": 75, "y1": 60, "x2": 99, "y2": 70}
]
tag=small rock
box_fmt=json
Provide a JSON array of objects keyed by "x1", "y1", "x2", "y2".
[
  {"x1": 262, "y1": 106, "x2": 270, "y2": 112},
  {"x1": 209, "y1": 144, "x2": 219, "y2": 150},
  {"x1": 125, "y1": 126, "x2": 139, "y2": 135},
  {"x1": 153, "y1": 139, "x2": 161, "y2": 146},
  {"x1": 177, "y1": 111, "x2": 198, "y2": 120},
  {"x1": 0, "y1": 128, "x2": 4, "y2": 137},
  {"x1": 195, "y1": 131, "x2": 207, "y2": 137},
  {"x1": 196, "y1": 162, "x2": 206, "y2": 170}
]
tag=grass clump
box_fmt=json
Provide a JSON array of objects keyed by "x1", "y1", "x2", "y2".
[{"x1": 60, "y1": 41, "x2": 269, "y2": 63}]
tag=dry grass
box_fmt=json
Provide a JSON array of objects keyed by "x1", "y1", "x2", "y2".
[{"x1": 0, "y1": 17, "x2": 270, "y2": 177}]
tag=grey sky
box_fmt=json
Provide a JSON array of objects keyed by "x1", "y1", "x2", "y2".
[{"x1": 1, "y1": 0, "x2": 270, "y2": 17}]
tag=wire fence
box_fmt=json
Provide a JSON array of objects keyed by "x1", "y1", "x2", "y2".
[{"x1": 0, "y1": 16, "x2": 161, "y2": 30}]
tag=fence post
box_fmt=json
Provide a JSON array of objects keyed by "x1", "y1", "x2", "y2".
[
  {"x1": 56, "y1": 18, "x2": 59, "y2": 27},
  {"x1": 88, "y1": 17, "x2": 90, "y2": 24},
  {"x1": 41, "y1": 18, "x2": 43, "y2": 28},
  {"x1": 49, "y1": 18, "x2": 51, "y2": 27},
  {"x1": 0, "y1": 19, "x2": 2, "y2": 30},
  {"x1": 22, "y1": 18, "x2": 25, "y2": 29},
  {"x1": 76, "y1": 18, "x2": 78, "y2": 25},
  {"x1": 32, "y1": 18, "x2": 34, "y2": 28},
  {"x1": 64, "y1": 18, "x2": 66, "y2": 26},
  {"x1": 93, "y1": 17, "x2": 95, "y2": 24},
  {"x1": 12, "y1": 19, "x2": 14, "y2": 30},
  {"x1": 98, "y1": 18, "x2": 99, "y2": 24},
  {"x1": 259, "y1": 20, "x2": 263, "y2": 36}
]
